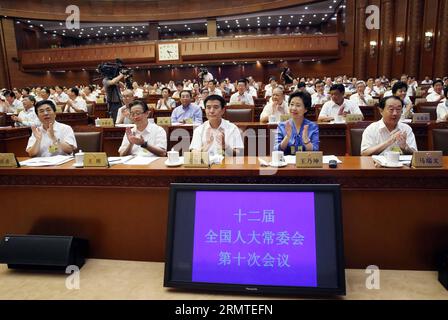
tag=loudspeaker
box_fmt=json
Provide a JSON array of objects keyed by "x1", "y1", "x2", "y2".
[{"x1": 0, "y1": 235, "x2": 88, "y2": 271}]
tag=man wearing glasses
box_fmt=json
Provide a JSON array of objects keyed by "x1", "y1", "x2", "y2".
[{"x1": 118, "y1": 100, "x2": 167, "y2": 157}]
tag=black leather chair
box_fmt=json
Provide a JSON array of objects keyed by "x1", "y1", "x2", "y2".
[{"x1": 74, "y1": 132, "x2": 102, "y2": 152}]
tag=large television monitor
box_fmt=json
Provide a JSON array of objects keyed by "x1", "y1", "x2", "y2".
[{"x1": 164, "y1": 184, "x2": 345, "y2": 296}]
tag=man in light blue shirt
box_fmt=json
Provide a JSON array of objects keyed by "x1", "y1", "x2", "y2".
[{"x1": 170, "y1": 90, "x2": 203, "y2": 125}]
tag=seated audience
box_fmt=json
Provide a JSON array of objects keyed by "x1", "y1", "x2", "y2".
[
  {"x1": 311, "y1": 80, "x2": 330, "y2": 107},
  {"x1": 426, "y1": 80, "x2": 446, "y2": 103},
  {"x1": 361, "y1": 96, "x2": 417, "y2": 156},
  {"x1": 156, "y1": 87, "x2": 176, "y2": 110},
  {"x1": 64, "y1": 87, "x2": 87, "y2": 113},
  {"x1": 275, "y1": 91, "x2": 319, "y2": 155},
  {"x1": 116, "y1": 89, "x2": 135, "y2": 124},
  {"x1": 170, "y1": 90, "x2": 203, "y2": 124},
  {"x1": 436, "y1": 87, "x2": 448, "y2": 122},
  {"x1": 118, "y1": 100, "x2": 167, "y2": 157},
  {"x1": 260, "y1": 88, "x2": 289, "y2": 123},
  {"x1": 207, "y1": 80, "x2": 222, "y2": 96},
  {"x1": 26, "y1": 100, "x2": 76, "y2": 157},
  {"x1": 3, "y1": 90, "x2": 23, "y2": 113},
  {"x1": 11, "y1": 95, "x2": 40, "y2": 127},
  {"x1": 384, "y1": 81, "x2": 414, "y2": 119},
  {"x1": 318, "y1": 84, "x2": 363, "y2": 122},
  {"x1": 190, "y1": 95, "x2": 244, "y2": 157},
  {"x1": 350, "y1": 81, "x2": 374, "y2": 107},
  {"x1": 54, "y1": 86, "x2": 69, "y2": 103},
  {"x1": 229, "y1": 78, "x2": 254, "y2": 105}
]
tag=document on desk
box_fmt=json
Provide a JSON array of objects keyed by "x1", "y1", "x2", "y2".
[
  {"x1": 20, "y1": 155, "x2": 74, "y2": 167},
  {"x1": 284, "y1": 155, "x2": 342, "y2": 165},
  {"x1": 107, "y1": 155, "x2": 134, "y2": 165},
  {"x1": 124, "y1": 156, "x2": 160, "y2": 165}
]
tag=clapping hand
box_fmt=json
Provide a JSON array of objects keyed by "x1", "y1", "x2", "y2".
[
  {"x1": 31, "y1": 125, "x2": 42, "y2": 141},
  {"x1": 302, "y1": 124, "x2": 309, "y2": 143},
  {"x1": 126, "y1": 127, "x2": 144, "y2": 145},
  {"x1": 285, "y1": 121, "x2": 293, "y2": 138}
]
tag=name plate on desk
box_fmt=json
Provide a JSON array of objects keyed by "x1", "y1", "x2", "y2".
[
  {"x1": 183, "y1": 152, "x2": 209, "y2": 168},
  {"x1": 97, "y1": 118, "x2": 115, "y2": 127},
  {"x1": 411, "y1": 151, "x2": 443, "y2": 168},
  {"x1": 296, "y1": 152, "x2": 323, "y2": 168},
  {"x1": 157, "y1": 117, "x2": 171, "y2": 126},
  {"x1": 280, "y1": 115, "x2": 291, "y2": 122},
  {"x1": 0, "y1": 153, "x2": 20, "y2": 167},
  {"x1": 184, "y1": 118, "x2": 193, "y2": 125},
  {"x1": 346, "y1": 114, "x2": 364, "y2": 123},
  {"x1": 84, "y1": 152, "x2": 109, "y2": 167},
  {"x1": 55, "y1": 105, "x2": 63, "y2": 113},
  {"x1": 412, "y1": 113, "x2": 430, "y2": 122}
]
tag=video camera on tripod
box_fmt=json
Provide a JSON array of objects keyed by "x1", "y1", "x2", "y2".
[{"x1": 97, "y1": 58, "x2": 134, "y2": 89}]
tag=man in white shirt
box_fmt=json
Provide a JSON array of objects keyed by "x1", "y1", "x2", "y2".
[
  {"x1": 311, "y1": 80, "x2": 329, "y2": 107},
  {"x1": 350, "y1": 81, "x2": 374, "y2": 107},
  {"x1": 190, "y1": 95, "x2": 244, "y2": 157},
  {"x1": 26, "y1": 100, "x2": 77, "y2": 157},
  {"x1": 229, "y1": 79, "x2": 254, "y2": 105},
  {"x1": 421, "y1": 76, "x2": 433, "y2": 85},
  {"x1": 82, "y1": 85, "x2": 97, "y2": 102},
  {"x1": 171, "y1": 82, "x2": 184, "y2": 99},
  {"x1": 318, "y1": 84, "x2": 363, "y2": 122},
  {"x1": 264, "y1": 77, "x2": 277, "y2": 98},
  {"x1": 436, "y1": 87, "x2": 448, "y2": 122},
  {"x1": 54, "y1": 86, "x2": 69, "y2": 103},
  {"x1": 39, "y1": 88, "x2": 56, "y2": 105},
  {"x1": 361, "y1": 96, "x2": 417, "y2": 156},
  {"x1": 11, "y1": 96, "x2": 40, "y2": 127},
  {"x1": 132, "y1": 82, "x2": 144, "y2": 98},
  {"x1": 373, "y1": 78, "x2": 387, "y2": 97},
  {"x1": 118, "y1": 100, "x2": 167, "y2": 157},
  {"x1": 64, "y1": 87, "x2": 87, "y2": 113},
  {"x1": 3, "y1": 90, "x2": 23, "y2": 113},
  {"x1": 116, "y1": 90, "x2": 135, "y2": 124},
  {"x1": 156, "y1": 87, "x2": 176, "y2": 110},
  {"x1": 260, "y1": 88, "x2": 289, "y2": 123},
  {"x1": 207, "y1": 80, "x2": 222, "y2": 96},
  {"x1": 426, "y1": 80, "x2": 446, "y2": 103},
  {"x1": 225, "y1": 78, "x2": 235, "y2": 93}
]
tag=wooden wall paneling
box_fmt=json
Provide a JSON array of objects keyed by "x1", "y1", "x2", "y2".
[
  {"x1": 378, "y1": 0, "x2": 394, "y2": 78},
  {"x1": 366, "y1": 0, "x2": 380, "y2": 78},
  {"x1": 434, "y1": 0, "x2": 448, "y2": 78},
  {"x1": 391, "y1": 0, "x2": 408, "y2": 78},
  {"x1": 354, "y1": 0, "x2": 368, "y2": 79},
  {"x1": 405, "y1": 0, "x2": 424, "y2": 78},
  {"x1": 419, "y1": 0, "x2": 440, "y2": 79},
  {"x1": 0, "y1": 19, "x2": 12, "y2": 88}
]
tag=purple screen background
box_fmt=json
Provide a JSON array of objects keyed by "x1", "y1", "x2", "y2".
[{"x1": 192, "y1": 191, "x2": 317, "y2": 287}]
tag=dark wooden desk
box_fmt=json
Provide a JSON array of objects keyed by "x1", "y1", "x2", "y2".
[
  {"x1": 0, "y1": 127, "x2": 31, "y2": 156},
  {"x1": 0, "y1": 157, "x2": 447, "y2": 271}
]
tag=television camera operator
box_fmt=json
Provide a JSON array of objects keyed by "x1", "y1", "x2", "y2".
[{"x1": 98, "y1": 59, "x2": 133, "y2": 122}]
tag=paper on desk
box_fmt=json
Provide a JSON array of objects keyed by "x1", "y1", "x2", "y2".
[
  {"x1": 124, "y1": 156, "x2": 159, "y2": 165},
  {"x1": 284, "y1": 155, "x2": 342, "y2": 165},
  {"x1": 107, "y1": 155, "x2": 134, "y2": 165},
  {"x1": 20, "y1": 155, "x2": 74, "y2": 167},
  {"x1": 372, "y1": 155, "x2": 412, "y2": 166}
]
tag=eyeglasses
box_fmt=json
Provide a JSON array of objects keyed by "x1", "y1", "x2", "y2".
[{"x1": 130, "y1": 111, "x2": 145, "y2": 117}]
